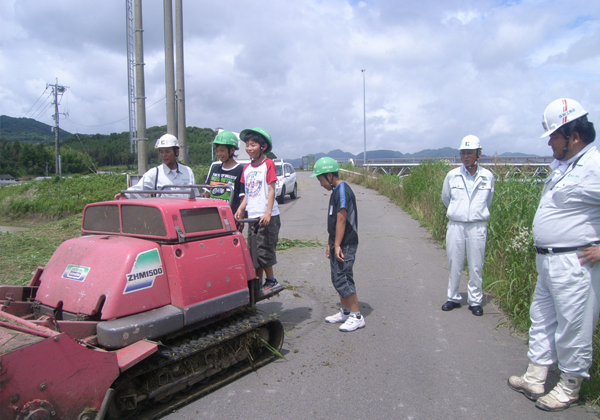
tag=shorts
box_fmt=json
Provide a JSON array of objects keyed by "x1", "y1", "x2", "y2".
[
  {"x1": 249, "y1": 214, "x2": 280, "y2": 268},
  {"x1": 329, "y1": 243, "x2": 358, "y2": 298}
]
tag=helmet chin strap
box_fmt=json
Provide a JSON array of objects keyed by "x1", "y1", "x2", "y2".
[
  {"x1": 326, "y1": 173, "x2": 335, "y2": 189},
  {"x1": 251, "y1": 145, "x2": 267, "y2": 163},
  {"x1": 559, "y1": 136, "x2": 570, "y2": 160},
  {"x1": 557, "y1": 121, "x2": 578, "y2": 161},
  {"x1": 465, "y1": 149, "x2": 480, "y2": 170}
]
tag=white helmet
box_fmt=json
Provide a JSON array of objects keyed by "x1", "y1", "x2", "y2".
[
  {"x1": 155, "y1": 133, "x2": 180, "y2": 148},
  {"x1": 540, "y1": 98, "x2": 588, "y2": 138},
  {"x1": 459, "y1": 135, "x2": 481, "y2": 150}
]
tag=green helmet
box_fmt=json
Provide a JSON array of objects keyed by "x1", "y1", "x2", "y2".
[
  {"x1": 239, "y1": 127, "x2": 273, "y2": 154},
  {"x1": 311, "y1": 157, "x2": 339, "y2": 177},
  {"x1": 213, "y1": 130, "x2": 239, "y2": 149}
]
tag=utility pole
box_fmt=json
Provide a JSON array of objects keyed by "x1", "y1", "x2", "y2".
[
  {"x1": 164, "y1": 0, "x2": 177, "y2": 137},
  {"x1": 213, "y1": 127, "x2": 223, "y2": 162},
  {"x1": 133, "y1": 0, "x2": 148, "y2": 173},
  {"x1": 175, "y1": 0, "x2": 187, "y2": 163},
  {"x1": 362, "y1": 69, "x2": 366, "y2": 167},
  {"x1": 47, "y1": 79, "x2": 68, "y2": 177}
]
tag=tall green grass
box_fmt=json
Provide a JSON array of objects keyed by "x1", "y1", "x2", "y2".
[
  {"x1": 344, "y1": 162, "x2": 600, "y2": 404},
  {"x1": 0, "y1": 174, "x2": 127, "y2": 219},
  {"x1": 485, "y1": 178, "x2": 541, "y2": 330},
  {"x1": 0, "y1": 164, "x2": 210, "y2": 221}
]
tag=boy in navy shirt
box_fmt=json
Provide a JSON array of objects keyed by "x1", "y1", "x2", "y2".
[{"x1": 312, "y1": 157, "x2": 364, "y2": 332}]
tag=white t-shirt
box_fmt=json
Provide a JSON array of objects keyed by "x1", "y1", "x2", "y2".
[
  {"x1": 127, "y1": 162, "x2": 197, "y2": 198},
  {"x1": 241, "y1": 159, "x2": 280, "y2": 218}
]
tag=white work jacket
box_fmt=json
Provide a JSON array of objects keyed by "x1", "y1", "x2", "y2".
[
  {"x1": 533, "y1": 145, "x2": 600, "y2": 248},
  {"x1": 442, "y1": 165, "x2": 495, "y2": 222},
  {"x1": 127, "y1": 162, "x2": 197, "y2": 198}
]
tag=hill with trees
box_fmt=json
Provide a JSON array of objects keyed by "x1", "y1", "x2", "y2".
[
  {"x1": 0, "y1": 115, "x2": 219, "y2": 178},
  {"x1": 0, "y1": 115, "x2": 72, "y2": 142}
]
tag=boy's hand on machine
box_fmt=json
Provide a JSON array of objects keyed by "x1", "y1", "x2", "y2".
[{"x1": 259, "y1": 214, "x2": 271, "y2": 226}]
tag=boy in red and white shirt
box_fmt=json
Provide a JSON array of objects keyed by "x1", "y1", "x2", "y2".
[{"x1": 235, "y1": 128, "x2": 280, "y2": 290}]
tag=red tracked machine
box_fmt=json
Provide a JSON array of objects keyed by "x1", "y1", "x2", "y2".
[{"x1": 0, "y1": 187, "x2": 284, "y2": 420}]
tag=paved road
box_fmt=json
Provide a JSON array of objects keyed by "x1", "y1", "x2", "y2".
[
  {"x1": 166, "y1": 171, "x2": 597, "y2": 420},
  {"x1": 0, "y1": 225, "x2": 28, "y2": 233}
]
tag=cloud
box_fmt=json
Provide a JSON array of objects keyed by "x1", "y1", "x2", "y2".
[{"x1": 1, "y1": 0, "x2": 599, "y2": 160}]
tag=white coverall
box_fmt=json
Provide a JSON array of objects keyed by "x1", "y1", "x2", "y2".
[
  {"x1": 442, "y1": 164, "x2": 495, "y2": 306},
  {"x1": 127, "y1": 162, "x2": 197, "y2": 198},
  {"x1": 530, "y1": 144, "x2": 600, "y2": 378}
]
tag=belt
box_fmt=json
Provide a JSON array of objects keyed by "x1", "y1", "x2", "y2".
[{"x1": 535, "y1": 243, "x2": 599, "y2": 255}]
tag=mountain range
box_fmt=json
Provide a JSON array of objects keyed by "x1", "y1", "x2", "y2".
[{"x1": 283, "y1": 148, "x2": 535, "y2": 169}]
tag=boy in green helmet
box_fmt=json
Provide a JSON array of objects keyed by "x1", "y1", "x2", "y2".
[
  {"x1": 205, "y1": 130, "x2": 245, "y2": 229},
  {"x1": 234, "y1": 128, "x2": 281, "y2": 290},
  {"x1": 312, "y1": 157, "x2": 365, "y2": 332}
]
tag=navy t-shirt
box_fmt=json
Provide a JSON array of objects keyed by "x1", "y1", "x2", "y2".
[
  {"x1": 205, "y1": 163, "x2": 244, "y2": 214},
  {"x1": 327, "y1": 181, "x2": 358, "y2": 246}
]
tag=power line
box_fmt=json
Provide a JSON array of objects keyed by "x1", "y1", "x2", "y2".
[
  {"x1": 62, "y1": 96, "x2": 166, "y2": 128},
  {"x1": 64, "y1": 116, "x2": 129, "y2": 128},
  {"x1": 74, "y1": 133, "x2": 98, "y2": 173},
  {"x1": 24, "y1": 88, "x2": 165, "y2": 130},
  {"x1": 31, "y1": 102, "x2": 53, "y2": 122},
  {"x1": 23, "y1": 87, "x2": 49, "y2": 118},
  {"x1": 30, "y1": 92, "x2": 53, "y2": 121}
]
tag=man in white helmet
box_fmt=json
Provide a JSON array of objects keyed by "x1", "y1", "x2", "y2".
[
  {"x1": 441, "y1": 135, "x2": 495, "y2": 316},
  {"x1": 508, "y1": 99, "x2": 599, "y2": 412},
  {"x1": 115, "y1": 133, "x2": 197, "y2": 199}
]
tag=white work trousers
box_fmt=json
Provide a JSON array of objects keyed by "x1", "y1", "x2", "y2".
[
  {"x1": 446, "y1": 220, "x2": 487, "y2": 306},
  {"x1": 528, "y1": 252, "x2": 600, "y2": 378}
]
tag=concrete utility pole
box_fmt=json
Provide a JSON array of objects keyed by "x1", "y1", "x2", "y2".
[
  {"x1": 134, "y1": 0, "x2": 148, "y2": 173},
  {"x1": 175, "y1": 0, "x2": 187, "y2": 163},
  {"x1": 164, "y1": 0, "x2": 177, "y2": 137},
  {"x1": 47, "y1": 79, "x2": 68, "y2": 177},
  {"x1": 362, "y1": 69, "x2": 367, "y2": 167}
]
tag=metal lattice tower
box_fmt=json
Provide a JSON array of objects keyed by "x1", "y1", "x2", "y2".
[{"x1": 126, "y1": 0, "x2": 137, "y2": 152}]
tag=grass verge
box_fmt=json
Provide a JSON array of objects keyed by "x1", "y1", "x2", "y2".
[{"x1": 0, "y1": 215, "x2": 82, "y2": 286}]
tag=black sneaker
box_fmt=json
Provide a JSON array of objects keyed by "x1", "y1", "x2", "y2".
[
  {"x1": 468, "y1": 305, "x2": 483, "y2": 316},
  {"x1": 263, "y1": 278, "x2": 280, "y2": 290},
  {"x1": 441, "y1": 301, "x2": 461, "y2": 311}
]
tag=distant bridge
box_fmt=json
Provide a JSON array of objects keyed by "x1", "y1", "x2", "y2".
[{"x1": 339, "y1": 156, "x2": 554, "y2": 177}]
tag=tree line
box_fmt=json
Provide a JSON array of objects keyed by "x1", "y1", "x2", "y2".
[{"x1": 0, "y1": 126, "x2": 218, "y2": 178}]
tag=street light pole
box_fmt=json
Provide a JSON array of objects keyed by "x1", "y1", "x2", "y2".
[
  {"x1": 213, "y1": 127, "x2": 223, "y2": 162},
  {"x1": 362, "y1": 69, "x2": 366, "y2": 167}
]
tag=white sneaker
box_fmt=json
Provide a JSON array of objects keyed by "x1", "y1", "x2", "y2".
[
  {"x1": 339, "y1": 314, "x2": 365, "y2": 332},
  {"x1": 325, "y1": 309, "x2": 349, "y2": 324}
]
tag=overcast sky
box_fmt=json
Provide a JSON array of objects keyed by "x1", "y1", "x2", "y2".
[{"x1": 1, "y1": 0, "x2": 599, "y2": 159}]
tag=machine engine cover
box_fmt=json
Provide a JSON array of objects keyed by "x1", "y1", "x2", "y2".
[{"x1": 36, "y1": 235, "x2": 171, "y2": 320}]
